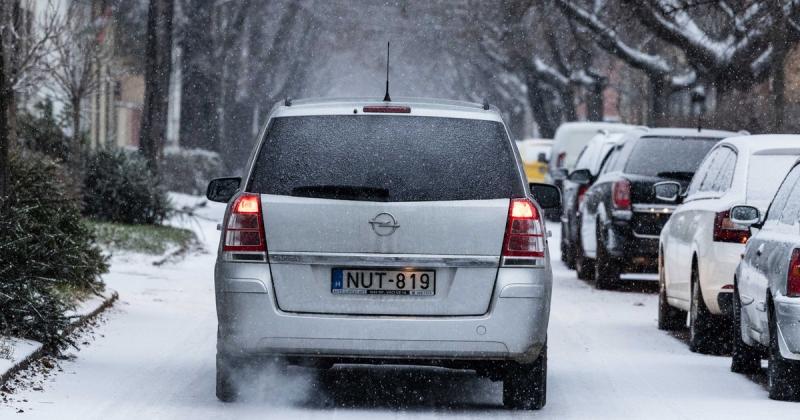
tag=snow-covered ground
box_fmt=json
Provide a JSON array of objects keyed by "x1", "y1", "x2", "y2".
[{"x1": 1, "y1": 197, "x2": 797, "y2": 419}]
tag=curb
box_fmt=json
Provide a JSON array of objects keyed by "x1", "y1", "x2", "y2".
[{"x1": 0, "y1": 290, "x2": 119, "y2": 386}]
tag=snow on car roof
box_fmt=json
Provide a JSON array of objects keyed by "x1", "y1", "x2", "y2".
[
  {"x1": 719, "y1": 134, "x2": 800, "y2": 154},
  {"x1": 271, "y1": 97, "x2": 505, "y2": 122}
]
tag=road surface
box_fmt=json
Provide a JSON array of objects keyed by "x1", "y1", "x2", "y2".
[{"x1": 1, "y1": 195, "x2": 795, "y2": 419}]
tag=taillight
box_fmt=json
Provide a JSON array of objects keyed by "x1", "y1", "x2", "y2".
[
  {"x1": 612, "y1": 179, "x2": 631, "y2": 210},
  {"x1": 502, "y1": 198, "x2": 546, "y2": 259},
  {"x1": 223, "y1": 193, "x2": 266, "y2": 253},
  {"x1": 577, "y1": 185, "x2": 589, "y2": 206},
  {"x1": 787, "y1": 249, "x2": 800, "y2": 297},
  {"x1": 713, "y1": 210, "x2": 750, "y2": 244},
  {"x1": 363, "y1": 105, "x2": 411, "y2": 113},
  {"x1": 556, "y1": 152, "x2": 567, "y2": 168}
]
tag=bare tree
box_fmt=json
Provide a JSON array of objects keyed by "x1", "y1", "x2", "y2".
[
  {"x1": 139, "y1": 0, "x2": 174, "y2": 172},
  {"x1": 0, "y1": 1, "x2": 58, "y2": 197},
  {"x1": 46, "y1": 2, "x2": 111, "y2": 173}
]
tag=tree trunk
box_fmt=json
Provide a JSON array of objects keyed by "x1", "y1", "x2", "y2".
[
  {"x1": 0, "y1": 1, "x2": 12, "y2": 198},
  {"x1": 586, "y1": 82, "x2": 604, "y2": 122},
  {"x1": 69, "y1": 98, "x2": 82, "y2": 174},
  {"x1": 648, "y1": 76, "x2": 667, "y2": 127},
  {"x1": 178, "y1": 1, "x2": 217, "y2": 151},
  {"x1": 139, "y1": 0, "x2": 174, "y2": 173}
]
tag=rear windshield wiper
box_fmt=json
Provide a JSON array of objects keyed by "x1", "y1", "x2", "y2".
[
  {"x1": 291, "y1": 185, "x2": 390, "y2": 201},
  {"x1": 656, "y1": 171, "x2": 694, "y2": 181}
]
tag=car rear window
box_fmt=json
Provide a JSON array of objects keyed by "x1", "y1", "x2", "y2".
[
  {"x1": 248, "y1": 115, "x2": 524, "y2": 202},
  {"x1": 624, "y1": 136, "x2": 720, "y2": 179},
  {"x1": 746, "y1": 155, "x2": 799, "y2": 206}
]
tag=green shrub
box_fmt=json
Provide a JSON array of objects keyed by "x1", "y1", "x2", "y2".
[
  {"x1": 161, "y1": 147, "x2": 224, "y2": 195},
  {"x1": 0, "y1": 151, "x2": 108, "y2": 345},
  {"x1": 83, "y1": 149, "x2": 171, "y2": 225}
]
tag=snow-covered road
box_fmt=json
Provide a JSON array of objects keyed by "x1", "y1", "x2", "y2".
[{"x1": 2, "y1": 197, "x2": 797, "y2": 419}]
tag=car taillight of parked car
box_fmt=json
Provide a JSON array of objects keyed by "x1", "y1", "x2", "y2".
[
  {"x1": 612, "y1": 179, "x2": 631, "y2": 210},
  {"x1": 578, "y1": 185, "x2": 589, "y2": 206},
  {"x1": 788, "y1": 249, "x2": 800, "y2": 297},
  {"x1": 556, "y1": 152, "x2": 566, "y2": 168},
  {"x1": 502, "y1": 198, "x2": 545, "y2": 258},
  {"x1": 223, "y1": 193, "x2": 267, "y2": 254},
  {"x1": 712, "y1": 210, "x2": 750, "y2": 244}
]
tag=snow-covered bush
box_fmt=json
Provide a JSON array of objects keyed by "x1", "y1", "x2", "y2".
[
  {"x1": 0, "y1": 151, "x2": 108, "y2": 345},
  {"x1": 83, "y1": 149, "x2": 171, "y2": 225},
  {"x1": 160, "y1": 147, "x2": 224, "y2": 195}
]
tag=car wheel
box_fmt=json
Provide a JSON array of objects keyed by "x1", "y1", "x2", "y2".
[
  {"x1": 561, "y1": 223, "x2": 576, "y2": 269},
  {"x1": 594, "y1": 226, "x2": 619, "y2": 290},
  {"x1": 216, "y1": 352, "x2": 240, "y2": 402},
  {"x1": 731, "y1": 284, "x2": 762, "y2": 374},
  {"x1": 503, "y1": 343, "x2": 547, "y2": 410},
  {"x1": 688, "y1": 268, "x2": 725, "y2": 354},
  {"x1": 768, "y1": 307, "x2": 800, "y2": 401},
  {"x1": 575, "y1": 230, "x2": 594, "y2": 281},
  {"x1": 657, "y1": 252, "x2": 685, "y2": 331}
]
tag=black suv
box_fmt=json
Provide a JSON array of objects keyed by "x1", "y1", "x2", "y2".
[{"x1": 576, "y1": 128, "x2": 738, "y2": 289}]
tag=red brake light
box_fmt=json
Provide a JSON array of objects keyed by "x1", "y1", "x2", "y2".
[
  {"x1": 556, "y1": 152, "x2": 567, "y2": 168},
  {"x1": 502, "y1": 198, "x2": 545, "y2": 258},
  {"x1": 577, "y1": 185, "x2": 589, "y2": 206},
  {"x1": 363, "y1": 105, "x2": 411, "y2": 113},
  {"x1": 713, "y1": 210, "x2": 750, "y2": 244},
  {"x1": 223, "y1": 193, "x2": 266, "y2": 253},
  {"x1": 612, "y1": 179, "x2": 631, "y2": 210},
  {"x1": 787, "y1": 249, "x2": 800, "y2": 297}
]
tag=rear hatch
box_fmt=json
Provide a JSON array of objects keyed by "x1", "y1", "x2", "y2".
[
  {"x1": 623, "y1": 135, "x2": 722, "y2": 237},
  {"x1": 247, "y1": 113, "x2": 524, "y2": 316}
]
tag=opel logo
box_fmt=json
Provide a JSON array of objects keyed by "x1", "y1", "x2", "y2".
[{"x1": 369, "y1": 212, "x2": 400, "y2": 236}]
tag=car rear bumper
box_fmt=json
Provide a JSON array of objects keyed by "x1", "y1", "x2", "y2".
[
  {"x1": 775, "y1": 294, "x2": 800, "y2": 360},
  {"x1": 215, "y1": 261, "x2": 552, "y2": 364},
  {"x1": 606, "y1": 221, "x2": 659, "y2": 271}
]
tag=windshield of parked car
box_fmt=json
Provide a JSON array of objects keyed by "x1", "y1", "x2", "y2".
[
  {"x1": 747, "y1": 154, "x2": 800, "y2": 206},
  {"x1": 249, "y1": 115, "x2": 523, "y2": 201},
  {"x1": 624, "y1": 136, "x2": 720, "y2": 178}
]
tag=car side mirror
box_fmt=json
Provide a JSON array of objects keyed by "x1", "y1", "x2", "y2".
[
  {"x1": 207, "y1": 177, "x2": 242, "y2": 203},
  {"x1": 568, "y1": 168, "x2": 592, "y2": 185},
  {"x1": 730, "y1": 205, "x2": 761, "y2": 228},
  {"x1": 654, "y1": 181, "x2": 681, "y2": 203},
  {"x1": 530, "y1": 183, "x2": 562, "y2": 213},
  {"x1": 551, "y1": 168, "x2": 568, "y2": 181}
]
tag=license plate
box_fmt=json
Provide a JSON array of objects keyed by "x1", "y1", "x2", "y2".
[{"x1": 331, "y1": 268, "x2": 436, "y2": 296}]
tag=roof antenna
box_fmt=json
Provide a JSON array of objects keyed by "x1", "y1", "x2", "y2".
[{"x1": 383, "y1": 41, "x2": 391, "y2": 102}]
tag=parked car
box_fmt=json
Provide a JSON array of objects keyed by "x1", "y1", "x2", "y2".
[
  {"x1": 547, "y1": 122, "x2": 635, "y2": 191},
  {"x1": 560, "y1": 131, "x2": 631, "y2": 274},
  {"x1": 577, "y1": 128, "x2": 738, "y2": 290},
  {"x1": 206, "y1": 98, "x2": 561, "y2": 410},
  {"x1": 730, "y1": 157, "x2": 800, "y2": 401},
  {"x1": 658, "y1": 135, "x2": 800, "y2": 354},
  {"x1": 517, "y1": 138, "x2": 553, "y2": 183}
]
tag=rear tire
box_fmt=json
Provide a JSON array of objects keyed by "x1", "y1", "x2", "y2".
[
  {"x1": 768, "y1": 308, "x2": 800, "y2": 401},
  {"x1": 658, "y1": 253, "x2": 685, "y2": 331},
  {"x1": 575, "y1": 231, "x2": 594, "y2": 281},
  {"x1": 731, "y1": 284, "x2": 762, "y2": 374},
  {"x1": 594, "y1": 227, "x2": 619, "y2": 290},
  {"x1": 561, "y1": 224, "x2": 576, "y2": 269},
  {"x1": 689, "y1": 269, "x2": 727, "y2": 354},
  {"x1": 216, "y1": 353, "x2": 240, "y2": 403},
  {"x1": 503, "y1": 343, "x2": 547, "y2": 410}
]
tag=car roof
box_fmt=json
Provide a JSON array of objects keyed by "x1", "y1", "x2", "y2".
[
  {"x1": 718, "y1": 134, "x2": 800, "y2": 155},
  {"x1": 638, "y1": 127, "x2": 741, "y2": 139},
  {"x1": 554, "y1": 122, "x2": 635, "y2": 136},
  {"x1": 270, "y1": 97, "x2": 505, "y2": 122}
]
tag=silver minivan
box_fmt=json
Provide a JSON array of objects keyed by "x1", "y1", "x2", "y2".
[{"x1": 206, "y1": 98, "x2": 560, "y2": 409}]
